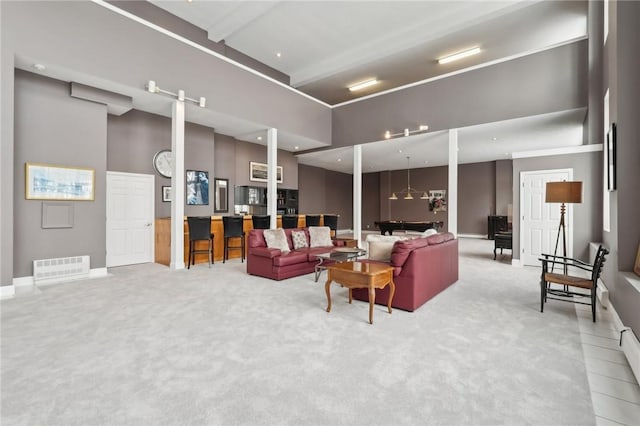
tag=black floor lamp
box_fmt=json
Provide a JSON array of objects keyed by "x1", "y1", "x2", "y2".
[{"x1": 545, "y1": 181, "x2": 583, "y2": 272}]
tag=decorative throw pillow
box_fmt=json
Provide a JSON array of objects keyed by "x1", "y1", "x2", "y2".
[
  {"x1": 422, "y1": 229, "x2": 438, "y2": 237},
  {"x1": 367, "y1": 240, "x2": 396, "y2": 262},
  {"x1": 291, "y1": 230, "x2": 308, "y2": 249},
  {"x1": 309, "y1": 226, "x2": 333, "y2": 248},
  {"x1": 263, "y1": 228, "x2": 290, "y2": 253}
]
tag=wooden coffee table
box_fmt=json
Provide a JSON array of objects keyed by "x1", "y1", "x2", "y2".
[{"x1": 324, "y1": 261, "x2": 395, "y2": 324}]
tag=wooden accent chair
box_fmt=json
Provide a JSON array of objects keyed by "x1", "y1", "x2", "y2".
[{"x1": 539, "y1": 245, "x2": 609, "y2": 322}]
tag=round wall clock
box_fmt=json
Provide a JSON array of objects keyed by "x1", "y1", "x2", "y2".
[{"x1": 153, "y1": 149, "x2": 172, "y2": 178}]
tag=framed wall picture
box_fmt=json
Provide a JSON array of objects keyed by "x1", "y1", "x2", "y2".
[
  {"x1": 25, "y1": 163, "x2": 95, "y2": 201},
  {"x1": 428, "y1": 190, "x2": 447, "y2": 212},
  {"x1": 186, "y1": 170, "x2": 209, "y2": 205},
  {"x1": 249, "y1": 161, "x2": 283, "y2": 183},
  {"x1": 606, "y1": 122, "x2": 616, "y2": 191},
  {"x1": 162, "y1": 186, "x2": 171, "y2": 202}
]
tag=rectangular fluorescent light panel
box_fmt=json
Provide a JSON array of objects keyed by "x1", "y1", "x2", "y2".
[
  {"x1": 348, "y1": 79, "x2": 378, "y2": 92},
  {"x1": 438, "y1": 47, "x2": 481, "y2": 64}
]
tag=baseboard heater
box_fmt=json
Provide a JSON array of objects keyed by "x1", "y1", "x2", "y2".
[{"x1": 33, "y1": 255, "x2": 90, "y2": 284}]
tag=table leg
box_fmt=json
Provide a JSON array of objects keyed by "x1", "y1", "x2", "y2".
[
  {"x1": 325, "y1": 277, "x2": 333, "y2": 313},
  {"x1": 315, "y1": 257, "x2": 326, "y2": 282},
  {"x1": 348, "y1": 288, "x2": 353, "y2": 304},
  {"x1": 387, "y1": 277, "x2": 395, "y2": 314},
  {"x1": 368, "y1": 285, "x2": 375, "y2": 325}
]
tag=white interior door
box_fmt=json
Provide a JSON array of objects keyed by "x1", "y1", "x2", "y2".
[
  {"x1": 106, "y1": 172, "x2": 155, "y2": 267},
  {"x1": 520, "y1": 169, "x2": 573, "y2": 266}
]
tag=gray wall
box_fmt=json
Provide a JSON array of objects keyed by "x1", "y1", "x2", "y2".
[
  {"x1": 600, "y1": 0, "x2": 640, "y2": 336},
  {"x1": 108, "y1": 110, "x2": 298, "y2": 217},
  {"x1": 108, "y1": 110, "x2": 215, "y2": 217},
  {"x1": 379, "y1": 166, "x2": 449, "y2": 231},
  {"x1": 362, "y1": 173, "x2": 380, "y2": 231},
  {"x1": 332, "y1": 41, "x2": 588, "y2": 147},
  {"x1": 298, "y1": 165, "x2": 353, "y2": 229},
  {"x1": 512, "y1": 151, "x2": 602, "y2": 262},
  {"x1": 459, "y1": 162, "x2": 496, "y2": 235},
  {"x1": 13, "y1": 70, "x2": 107, "y2": 277},
  {"x1": 495, "y1": 160, "x2": 513, "y2": 218}
]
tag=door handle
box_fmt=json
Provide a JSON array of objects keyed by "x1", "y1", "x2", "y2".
[{"x1": 146, "y1": 223, "x2": 152, "y2": 227}]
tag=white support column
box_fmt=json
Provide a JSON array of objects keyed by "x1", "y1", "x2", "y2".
[
  {"x1": 353, "y1": 145, "x2": 362, "y2": 246},
  {"x1": 170, "y1": 100, "x2": 185, "y2": 270},
  {"x1": 267, "y1": 128, "x2": 278, "y2": 229},
  {"x1": 448, "y1": 129, "x2": 458, "y2": 237}
]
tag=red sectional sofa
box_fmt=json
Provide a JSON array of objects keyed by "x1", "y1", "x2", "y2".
[
  {"x1": 247, "y1": 228, "x2": 344, "y2": 281},
  {"x1": 352, "y1": 232, "x2": 459, "y2": 311}
]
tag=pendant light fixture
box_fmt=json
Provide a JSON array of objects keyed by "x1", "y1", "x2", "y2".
[{"x1": 389, "y1": 157, "x2": 429, "y2": 200}]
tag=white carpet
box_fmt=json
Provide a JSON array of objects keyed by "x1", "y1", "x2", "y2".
[{"x1": 0, "y1": 238, "x2": 595, "y2": 425}]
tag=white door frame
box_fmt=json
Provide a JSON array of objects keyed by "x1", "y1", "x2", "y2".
[
  {"x1": 519, "y1": 168, "x2": 574, "y2": 266},
  {"x1": 106, "y1": 171, "x2": 155, "y2": 267}
]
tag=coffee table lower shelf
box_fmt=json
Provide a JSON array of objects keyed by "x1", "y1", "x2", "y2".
[{"x1": 324, "y1": 261, "x2": 395, "y2": 324}]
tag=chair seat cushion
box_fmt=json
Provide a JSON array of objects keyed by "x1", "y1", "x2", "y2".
[{"x1": 544, "y1": 272, "x2": 593, "y2": 289}]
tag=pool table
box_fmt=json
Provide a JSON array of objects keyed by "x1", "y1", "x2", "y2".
[{"x1": 374, "y1": 220, "x2": 444, "y2": 235}]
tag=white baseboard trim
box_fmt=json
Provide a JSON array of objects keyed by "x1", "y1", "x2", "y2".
[
  {"x1": 12, "y1": 267, "x2": 109, "y2": 288},
  {"x1": 596, "y1": 279, "x2": 609, "y2": 309},
  {"x1": 457, "y1": 233, "x2": 487, "y2": 239},
  {"x1": 0, "y1": 285, "x2": 16, "y2": 299},
  {"x1": 599, "y1": 287, "x2": 640, "y2": 384},
  {"x1": 511, "y1": 258, "x2": 523, "y2": 267}
]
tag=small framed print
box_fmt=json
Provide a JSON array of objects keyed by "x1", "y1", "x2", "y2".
[
  {"x1": 162, "y1": 186, "x2": 171, "y2": 202},
  {"x1": 249, "y1": 162, "x2": 283, "y2": 183}
]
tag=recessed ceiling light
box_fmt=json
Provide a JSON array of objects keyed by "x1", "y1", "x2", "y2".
[
  {"x1": 294, "y1": 146, "x2": 299, "y2": 150},
  {"x1": 438, "y1": 47, "x2": 481, "y2": 64},
  {"x1": 337, "y1": 158, "x2": 342, "y2": 162},
  {"x1": 33, "y1": 63, "x2": 46, "y2": 71},
  {"x1": 276, "y1": 52, "x2": 282, "y2": 58},
  {"x1": 257, "y1": 136, "x2": 262, "y2": 141},
  {"x1": 492, "y1": 137, "x2": 498, "y2": 141},
  {"x1": 348, "y1": 79, "x2": 378, "y2": 92},
  {"x1": 384, "y1": 131, "x2": 391, "y2": 139},
  {"x1": 398, "y1": 149, "x2": 403, "y2": 153}
]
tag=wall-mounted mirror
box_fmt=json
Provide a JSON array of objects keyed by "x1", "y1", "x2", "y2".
[{"x1": 214, "y1": 178, "x2": 229, "y2": 213}]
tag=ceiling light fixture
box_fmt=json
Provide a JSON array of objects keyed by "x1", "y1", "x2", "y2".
[
  {"x1": 348, "y1": 79, "x2": 378, "y2": 92},
  {"x1": 384, "y1": 124, "x2": 429, "y2": 139},
  {"x1": 438, "y1": 47, "x2": 481, "y2": 64},
  {"x1": 389, "y1": 157, "x2": 429, "y2": 201},
  {"x1": 33, "y1": 63, "x2": 46, "y2": 71},
  {"x1": 146, "y1": 80, "x2": 206, "y2": 108}
]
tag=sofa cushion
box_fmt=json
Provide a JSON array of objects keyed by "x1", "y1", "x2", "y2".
[
  {"x1": 368, "y1": 240, "x2": 396, "y2": 262},
  {"x1": 248, "y1": 229, "x2": 266, "y2": 248},
  {"x1": 309, "y1": 226, "x2": 333, "y2": 247},
  {"x1": 291, "y1": 230, "x2": 308, "y2": 249},
  {"x1": 263, "y1": 228, "x2": 290, "y2": 253},
  {"x1": 426, "y1": 232, "x2": 454, "y2": 245},
  {"x1": 273, "y1": 250, "x2": 308, "y2": 267},
  {"x1": 390, "y1": 237, "x2": 430, "y2": 268}
]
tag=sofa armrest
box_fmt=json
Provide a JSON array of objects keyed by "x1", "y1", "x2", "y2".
[
  {"x1": 332, "y1": 239, "x2": 346, "y2": 247},
  {"x1": 249, "y1": 247, "x2": 281, "y2": 258}
]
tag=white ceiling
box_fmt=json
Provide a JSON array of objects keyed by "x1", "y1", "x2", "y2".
[
  {"x1": 146, "y1": 0, "x2": 589, "y2": 172},
  {"x1": 16, "y1": 1, "x2": 590, "y2": 172}
]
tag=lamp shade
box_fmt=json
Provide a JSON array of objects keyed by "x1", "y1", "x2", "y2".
[{"x1": 545, "y1": 181, "x2": 583, "y2": 203}]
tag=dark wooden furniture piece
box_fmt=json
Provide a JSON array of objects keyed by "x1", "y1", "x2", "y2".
[
  {"x1": 322, "y1": 214, "x2": 339, "y2": 237},
  {"x1": 488, "y1": 215, "x2": 508, "y2": 240},
  {"x1": 282, "y1": 215, "x2": 299, "y2": 229},
  {"x1": 374, "y1": 220, "x2": 443, "y2": 235},
  {"x1": 186, "y1": 217, "x2": 214, "y2": 268},
  {"x1": 494, "y1": 231, "x2": 512, "y2": 260},
  {"x1": 222, "y1": 216, "x2": 245, "y2": 263},
  {"x1": 325, "y1": 261, "x2": 395, "y2": 325},
  {"x1": 305, "y1": 215, "x2": 321, "y2": 227},
  {"x1": 539, "y1": 245, "x2": 609, "y2": 322},
  {"x1": 251, "y1": 215, "x2": 270, "y2": 229}
]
